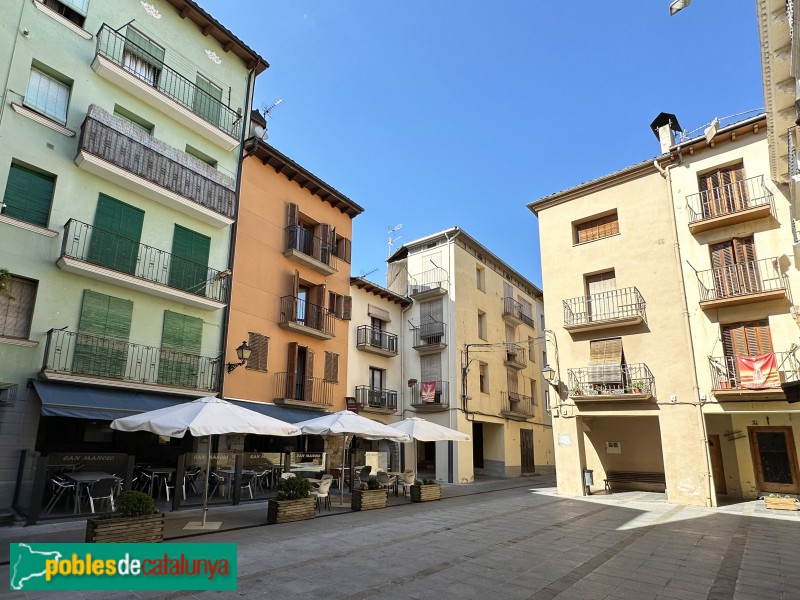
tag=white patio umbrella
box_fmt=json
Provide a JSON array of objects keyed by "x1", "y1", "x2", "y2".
[
  {"x1": 111, "y1": 396, "x2": 301, "y2": 528},
  {"x1": 388, "y1": 417, "x2": 471, "y2": 481},
  {"x1": 294, "y1": 410, "x2": 411, "y2": 504}
]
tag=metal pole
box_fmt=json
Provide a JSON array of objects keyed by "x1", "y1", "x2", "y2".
[{"x1": 201, "y1": 437, "x2": 212, "y2": 527}]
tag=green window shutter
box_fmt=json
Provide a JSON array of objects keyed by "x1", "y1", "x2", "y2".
[
  {"x1": 87, "y1": 194, "x2": 144, "y2": 275},
  {"x1": 2, "y1": 164, "x2": 54, "y2": 227},
  {"x1": 193, "y1": 75, "x2": 222, "y2": 126},
  {"x1": 124, "y1": 29, "x2": 165, "y2": 67},
  {"x1": 73, "y1": 290, "x2": 132, "y2": 378},
  {"x1": 159, "y1": 310, "x2": 203, "y2": 387},
  {"x1": 168, "y1": 225, "x2": 210, "y2": 295}
]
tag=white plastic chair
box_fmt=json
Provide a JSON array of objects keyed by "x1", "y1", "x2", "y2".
[
  {"x1": 312, "y1": 478, "x2": 333, "y2": 512},
  {"x1": 398, "y1": 470, "x2": 416, "y2": 496}
]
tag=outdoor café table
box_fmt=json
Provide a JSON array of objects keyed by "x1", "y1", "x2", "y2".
[
  {"x1": 217, "y1": 468, "x2": 258, "y2": 497},
  {"x1": 64, "y1": 471, "x2": 115, "y2": 514},
  {"x1": 143, "y1": 467, "x2": 175, "y2": 498}
]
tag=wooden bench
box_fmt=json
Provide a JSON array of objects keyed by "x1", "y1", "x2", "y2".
[{"x1": 604, "y1": 471, "x2": 666, "y2": 493}]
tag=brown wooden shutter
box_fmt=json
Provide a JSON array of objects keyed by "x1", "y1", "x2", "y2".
[
  {"x1": 304, "y1": 348, "x2": 315, "y2": 402},
  {"x1": 722, "y1": 323, "x2": 746, "y2": 357},
  {"x1": 286, "y1": 342, "x2": 298, "y2": 396},
  {"x1": 246, "y1": 332, "x2": 269, "y2": 371},
  {"x1": 576, "y1": 213, "x2": 618, "y2": 243},
  {"x1": 324, "y1": 351, "x2": 339, "y2": 382},
  {"x1": 291, "y1": 270, "x2": 300, "y2": 297},
  {"x1": 337, "y1": 236, "x2": 352, "y2": 263},
  {"x1": 722, "y1": 321, "x2": 771, "y2": 356},
  {"x1": 287, "y1": 202, "x2": 298, "y2": 227},
  {"x1": 588, "y1": 338, "x2": 623, "y2": 383},
  {"x1": 341, "y1": 295, "x2": 352, "y2": 320}
]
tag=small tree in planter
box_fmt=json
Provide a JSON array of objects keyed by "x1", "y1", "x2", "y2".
[
  {"x1": 267, "y1": 476, "x2": 315, "y2": 524},
  {"x1": 85, "y1": 491, "x2": 164, "y2": 543},
  {"x1": 352, "y1": 476, "x2": 387, "y2": 511},
  {"x1": 411, "y1": 477, "x2": 441, "y2": 502}
]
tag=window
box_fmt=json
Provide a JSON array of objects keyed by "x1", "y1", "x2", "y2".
[
  {"x1": 697, "y1": 162, "x2": 748, "y2": 218},
  {"x1": 2, "y1": 163, "x2": 55, "y2": 227},
  {"x1": 88, "y1": 194, "x2": 144, "y2": 275},
  {"x1": 123, "y1": 28, "x2": 164, "y2": 87},
  {"x1": 185, "y1": 145, "x2": 218, "y2": 168},
  {"x1": 518, "y1": 296, "x2": 533, "y2": 326},
  {"x1": 477, "y1": 311, "x2": 487, "y2": 341},
  {"x1": 73, "y1": 290, "x2": 133, "y2": 378},
  {"x1": 721, "y1": 320, "x2": 772, "y2": 357},
  {"x1": 168, "y1": 225, "x2": 210, "y2": 295},
  {"x1": 709, "y1": 237, "x2": 759, "y2": 298},
  {"x1": 193, "y1": 74, "x2": 222, "y2": 125},
  {"x1": 334, "y1": 234, "x2": 352, "y2": 263},
  {"x1": 369, "y1": 367, "x2": 384, "y2": 390},
  {"x1": 479, "y1": 362, "x2": 489, "y2": 393},
  {"x1": 528, "y1": 336, "x2": 536, "y2": 362},
  {"x1": 476, "y1": 264, "x2": 485, "y2": 291},
  {"x1": 324, "y1": 351, "x2": 339, "y2": 382},
  {"x1": 545, "y1": 390, "x2": 551, "y2": 412},
  {"x1": 575, "y1": 211, "x2": 619, "y2": 244},
  {"x1": 25, "y1": 67, "x2": 71, "y2": 124},
  {"x1": 42, "y1": 0, "x2": 88, "y2": 27},
  {"x1": 114, "y1": 105, "x2": 153, "y2": 134},
  {"x1": 585, "y1": 270, "x2": 617, "y2": 320},
  {"x1": 246, "y1": 332, "x2": 269, "y2": 372},
  {"x1": 0, "y1": 276, "x2": 37, "y2": 339},
  {"x1": 328, "y1": 291, "x2": 352, "y2": 320},
  {"x1": 159, "y1": 311, "x2": 203, "y2": 387},
  {"x1": 587, "y1": 338, "x2": 624, "y2": 384}
]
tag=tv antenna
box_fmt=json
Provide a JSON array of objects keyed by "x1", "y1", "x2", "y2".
[
  {"x1": 388, "y1": 224, "x2": 403, "y2": 257},
  {"x1": 358, "y1": 267, "x2": 379, "y2": 279},
  {"x1": 261, "y1": 98, "x2": 284, "y2": 118}
]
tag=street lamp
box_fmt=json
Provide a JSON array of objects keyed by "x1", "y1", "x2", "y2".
[
  {"x1": 669, "y1": 0, "x2": 691, "y2": 16},
  {"x1": 542, "y1": 363, "x2": 556, "y2": 382},
  {"x1": 226, "y1": 341, "x2": 252, "y2": 373}
]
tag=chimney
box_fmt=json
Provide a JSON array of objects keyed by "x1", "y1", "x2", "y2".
[{"x1": 649, "y1": 112, "x2": 683, "y2": 154}]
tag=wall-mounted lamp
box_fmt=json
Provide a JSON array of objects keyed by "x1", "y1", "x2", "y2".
[
  {"x1": 226, "y1": 341, "x2": 252, "y2": 373},
  {"x1": 542, "y1": 363, "x2": 556, "y2": 383}
]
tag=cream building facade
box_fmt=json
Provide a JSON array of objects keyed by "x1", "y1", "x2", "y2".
[
  {"x1": 386, "y1": 228, "x2": 553, "y2": 483},
  {"x1": 529, "y1": 114, "x2": 800, "y2": 506}
]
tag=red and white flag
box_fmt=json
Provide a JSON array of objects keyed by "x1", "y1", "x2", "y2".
[
  {"x1": 421, "y1": 381, "x2": 437, "y2": 403},
  {"x1": 737, "y1": 353, "x2": 780, "y2": 389}
]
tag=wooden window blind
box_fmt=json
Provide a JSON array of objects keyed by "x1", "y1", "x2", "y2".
[
  {"x1": 2, "y1": 164, "x2": 55, "y2": 228},
  {"x1": 587, "y1": 338, "x2": 623, "y2": 383},
  {"x1": 697, "y1": 162, "x2": 749, "y2": 217},
  {"x1": 88, "y1": 194, "x2": 144, "y2": 275},
  {"x1": 159, "y1": 311, "x2": 203, "y2": 387},
  {"x1": 193, "y1": 74, "x2": 222, "y2": 126},
  {"x1": 25, "y1": 68, "x2": 70, "y2": 124},
  {"x1": 334, "y1": 235, "x2": 352, "y2": 263},
  {"x1": 0, "y1": 276, "x2": 37, "y2": 339},
  {"x1": 73, "y1": 290, "x2": 133, "y2": 378},
  {"x1": 324, "y1": 351, "x2": 339, "y2": 382},
  {"x1": 246, "y1": 332, "x2": 269, "y2": 372},
  {"x1": 576, "y1": 212, "x2": 619, "y2": 244},
  {"x1": 168, "y1": 225, "x2": 210, "y2": 295},
  {"x1": 722, "y1": 321, "x2": 772, "y2": 357}
]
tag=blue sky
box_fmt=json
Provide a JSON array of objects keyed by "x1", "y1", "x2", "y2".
[{"x1": 201, "y1": 0, "x2": 764, "y2": 288}]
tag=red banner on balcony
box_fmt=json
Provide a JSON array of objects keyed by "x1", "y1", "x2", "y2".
[
  {"x1": 737, "y1": 353, "x2": 780, "y2": 389},
  {"x1": 345, "y1": 396, "x2": 359, "y2": 414},
  {"x1": 421, "y1": 381, "x2": 437, "y2": 403}
]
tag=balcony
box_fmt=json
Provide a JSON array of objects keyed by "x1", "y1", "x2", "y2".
[
  {"x1": 563, "y1": 287, "x2": 646, "y2": 332},
  {"x1": 283, "y1": 226, "x2": 338, "y2": 275},
  {"x1": 273, "y1": 373, "x2": 332, "y2": 410},
  {"x1": 696, "y1": 258, "x2": 790, "y2": 310},
  {"x1": 93, "y1": 25, "x2": 241, "y2": 149},
  {"x1": 409, "y1": 381, "x2": 449, "y2": 411},
  {"x1": 503, "y1": 346, "x2": 527, "y2": 370},
  {"x1": 76, "y1": 108, "x2": 235, "y2": 227},
  {"x1": 411, "y1": 318, "x2": 447, "y2": 354},
  {"x1": 57, "y1": 220, "x2": 228, "y2": 311},
  {"x1": 568, "y1": 363, "x2": 655, "y2": 402},
  {"x1": 686, "y1": 175, "x2": 775, "y2": 234},
  {"x1": 408, "y1": 268, "x2": 449, "y2": 300},
  {"x1": 40, "y1": 329, "x2": 220, "y2": 396},
  {"x1": 278, "y1": 296, "x2": 335, "y2": 340},
  {"x1": 709, "y1": 353, "x2": 800, "y2": 400},
  {"x1": 354, "y1": 385, "x2": 398, "y2": 414},
  {"x1": 501, "y1": 391, "x2": 535, "y2": 421},
  {"x1": 501, "y1": 297, "x2": 534, "y2": 327},
  {"x1": 356, "y1": 326, "x2": 398, "y2": 357}
]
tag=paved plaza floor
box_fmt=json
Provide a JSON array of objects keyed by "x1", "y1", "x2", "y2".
[{"x1": 2, "y1": 476, "x2": 800, "y2": 599}]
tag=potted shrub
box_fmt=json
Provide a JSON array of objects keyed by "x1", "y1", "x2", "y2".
[
  {"x1": 764, "y1": 494, "x2": 798, "y2": 511},
  {"x1": 407, "y1": 378, "x2": 418, "y2": 388},
  {"x1": 85, "y1": 491, "x2": 164, "y2": 543},
  {"x1": 570, "y1": 384, "x2": 583, "y2": 397},
  {"x1": 411, "y1": 478, "x2": 441, "y2": 502},
  {"x1": 267, "y1": 476, "x2": 315, "y2": 524},
  {"x1": 631, "y1": 381, "x2": 646, "y2": 394},
  {"x1": 352, "y1": 476, "x2": 387, "y2": 511}
]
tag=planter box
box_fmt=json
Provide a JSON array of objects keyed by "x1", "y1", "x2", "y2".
[
  {"x1": 267, "y1": 497, "x2": 315, "y2": 524},
  {"x1": 352, "y1": 488, "x2": 387, "y2": 511},
  {"x1": 764, "y1": 497, "x2": 798, "y2": 511},
  {"x1": 85, "y1": 513, "x2": 164, "y2": 543},
  {"x1": 411, "y1": 483, "x2": 441, "y2": 502}
]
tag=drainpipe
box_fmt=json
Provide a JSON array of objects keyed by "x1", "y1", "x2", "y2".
[
  {"x1": 0, "y1": 0, "x2": 27, "y2": 131},
  {"x1": 219, "y1": 65, "x2": 258, "y2": 400},
  {"x1": 653, "y1": 157, "x2": 714, "y2": 508},
  {"x1": 444, "y1": 229, "x2": 457, "y2": 483}
]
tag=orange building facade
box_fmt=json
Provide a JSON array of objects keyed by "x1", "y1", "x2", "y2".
[{"x1": 223, "y1": 137, "x2": 363, "y2": 422}]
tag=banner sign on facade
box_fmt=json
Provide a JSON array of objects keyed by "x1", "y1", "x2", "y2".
[
  {"x1": 421, "y1": 382, "x2": 436, "y2": 403},
  {"x1": 737, "y1": 353, "x2": 780, "y2": 389}
]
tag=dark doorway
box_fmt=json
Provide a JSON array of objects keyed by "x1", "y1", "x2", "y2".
[
  {"x1": 520, "y1": 429, "x2": 535, "y2": 475},
  {"x1": 472, "y1": 422, "x2": 484, "y2": 469}
]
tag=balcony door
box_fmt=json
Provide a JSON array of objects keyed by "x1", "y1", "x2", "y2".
[
  {"x1": 158, "y1": 311, "x2": 202, "y2": 387},
  {"x1": 698, "y1": 162, "x2": 749, "y2": 218},
  {"x1": 369, "y1": 367, "x2": 384, "y2": 406},
  {"x1": 287, "y1": 342, "x2": 314, "y2": 401},
  {"x1": 73, "y1": 290, "x2": 132, "y2": 378},
  {"x1": 168, "y1": 225, "x2": 210, "y2": 296},
  {"x1": 419, "y1": 298, "x2": 444, "y2": 344},
  {"x1": 721, "y1": 320, "x2": 772, "y2": 387},
  {"x1": 420, "y1": 354, "x2": 441, "y2": 403},
  {"x1": 709, "y1": 236, "x2": 760, "y2": 299},
  {"x1": 748, "y1": 427, "x2": 800, "y2": 494},
  {"x1": 87, "y1": 194, "x2": 143, "y2": 275},
  {"x1": 585, "y1": 270, "x2": 616, "y2": 322},
  {"x1": 123, "y1": 28, "x2": 164, "y2": 88}
]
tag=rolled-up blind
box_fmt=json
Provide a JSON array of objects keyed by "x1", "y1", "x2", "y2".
[{"x1": 587, "y1": 338, "x2": 623, "y2": 383}]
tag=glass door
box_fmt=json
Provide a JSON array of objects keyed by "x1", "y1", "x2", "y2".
[{"x1": 748, "y1": 427, "x2": 800, "y2": 494}]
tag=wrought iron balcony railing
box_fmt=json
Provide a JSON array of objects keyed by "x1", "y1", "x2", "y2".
[
  {"x1": 563, "y1": 287, "x2": 646, "y2": 328},
  {"x1": 409, "y1": 267, "x2": 449, "y2": 297},
  {"x1": 501, "y1": 297, "x2": 533, "y2": 326},
  {"x1": 696, "y1": 258, "x2": 789, "y2": 304},
  {"x1": 501, "y1": 391, "x2": 535, "y2": 418},
  {"x1": 356, "y1": 326, "x2": 398, "y2": 354},
  {"x1": 274, "y1": 372, "x2": 332, "y2": 406},
  {"x1": 96, "y1": 25, "x2": 242, "y2": 139},
  {"x1": 709, "y1": 353, "x2": 799, "y2": 391},
  {"x1": 409, "y1": 380, "x2": 449, "y2": 408},
  {"x1": 568, "y1": 363, "x2": 655, "y2": 398},
  {"x1": 410, "y1": 317, "x2": 447, "y2": 350},
  {"x1": 504, "y1": 345, "x2": 527, "y2": 369},
  {"x1": 78, "y1": 114, "x2": 235, "y2": 218},
  {"x1": 279, "y1": 296, "x2": 336, "y2": 337},
  {"x1": 61, "y1": 219, "x2": 229, "y2": 302},
  {"x1": 41, "y1": 329, "x2": 220, "y2": 392},
  {"x1": 284, "y1": 226, "x2": 338, "y2": 271},
  {"x1": 686, "y1": 175, "x2": 773, "y2": 223},
  {"x1": 354, "y1": 385, "x2": 398, "y2": 411}
]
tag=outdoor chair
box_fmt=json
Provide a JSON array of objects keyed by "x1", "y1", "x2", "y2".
[
  {"x1": 87, "y1": 478, "x2": 117, "y2": 514},
  {"x1": 398, "y1": 470, "x2": 416, "y2": 496},
  {"x1": 376, "y1": 471, "x2": 397, "y2": 496},
  {"x1": 354, "y1": 466, "x2": 371, "y2": 488},
  {"x1": 280, "y1": 472, "x2": 296, "y2": 480},
  {"x1": 44, "y1": 477, "x2": 76, "y2": 514},
  {"x1": 163, "y1": 473, "x2": 186, "y2": 502},
  {"x1": 240, "y1": 474, "x2": 254, "y2": 500},
  {"x1": 185, "y1": 467, "x2": 202, "y2": 495},
  {"x1": 208, "y1": 471, "x2": 228, "y2": 498},
  {"x1": 251, "y1": 468, "x2": 270, "y2": 495},
  {"x1": 312, "y1": 478, "x2": 333, "y2": 512}
]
